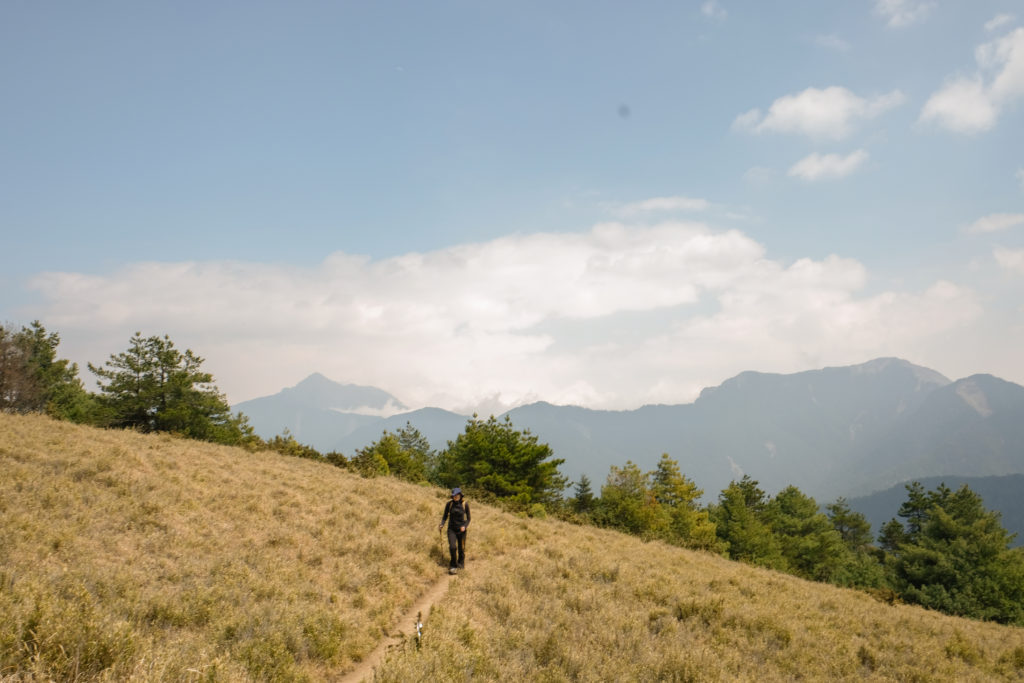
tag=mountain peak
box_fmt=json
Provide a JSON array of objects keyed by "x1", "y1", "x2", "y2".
[{"x1": 272, "y1": 374, "x2": 407, "y2": 413}]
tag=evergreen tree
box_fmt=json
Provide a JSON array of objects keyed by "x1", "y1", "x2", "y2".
[
  {"x1": 596, "y1": 461, "x2": 665, "y2": 535},
  {"x1": 353, "y1": 427, "x2": 431, "y2": 482},
  {"x1": 0, "y1": 321, "x2": 93, "y2": 421},
  {"x1": 885, "y1": 482, "x2": 1024, "y2": 624},
  {"x1": 826, "y1": 498, "x2": 873, "y2": 552},
  {"x1": 264, "y1": 429, "x2": 323, "y2": 460},
  {"x1": 763, "y1": 486, "x2": 847, "y2": 581},
  {"x1": 709, "y1": 477, "x2": 786, "y2": 570},
  {"x1": 826, "y1": 497, "x2": 889, "y2": 589},
  {"x1": 571, "y1": 474, "x2": 597, "y2": 515},
  {"x1": 395, "y1": 422, "x2": 435, "y2": 480},
  {"x1": 89, "y1": 332, "x2": 251, "y2": 444},
  {"x1": 649, "y1": 454, "x2": 720, "y2": 551},
  {"x1": 434, "y1": 415, "x2": 567, "y2": 508},
  {"x1": 350, "y1": 443, "x2": 391, "y2": 477}
]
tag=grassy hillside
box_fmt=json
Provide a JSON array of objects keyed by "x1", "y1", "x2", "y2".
[{"x1": 3, "y1": 414, "x2": 1024, "y2": 681}]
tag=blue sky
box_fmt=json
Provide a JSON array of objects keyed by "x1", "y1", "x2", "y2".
[{"x1": 2, "y1": 1, "x2": 1023, "y2": 413}]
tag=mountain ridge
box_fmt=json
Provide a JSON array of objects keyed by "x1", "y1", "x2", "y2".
[{"x1": 233, "y1": 359, "x2": 1024, "y2": 506}]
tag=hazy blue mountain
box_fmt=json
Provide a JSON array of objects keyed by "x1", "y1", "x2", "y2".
[
  {"x1": 233, "y1": 373, "x2": 407, "y2": 449},
  {"x1": 509, "y1": 358, "x2": 963, "y2": 502},
  {"x1": 234, "y1": 360, "x2": 1024, "y2": 508},
  {"x1": 846, "y1": 474, "x2": 1024, "y2": 548},
  {"x1": 332, "y1": 407, "x2": 471, "y2": 455}
]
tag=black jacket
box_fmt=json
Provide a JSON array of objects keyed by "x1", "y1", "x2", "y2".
[{"x1": 442, "y1": 499, "x2": 470, "y2": 530}]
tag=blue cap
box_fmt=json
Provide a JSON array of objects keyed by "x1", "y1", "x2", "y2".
[{"x1": 451, "y1": 487, "x2": 462, "y2": 496}]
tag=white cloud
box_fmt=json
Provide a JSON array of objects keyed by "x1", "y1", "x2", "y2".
[
  {"x1": 734, "y1": 87, "x2": 906, "y2": 140},
  {"x1": 815, "y1": 34, "x2": 851, "y2": 52},
  {"x1": 966, "y1": 212, "x2": 1024, "y2": 234},
  {"x1": 788, "y1": 149, "x2": 869, "y2": 181},
  {"x1": 614, "y1": 196, "x2": 710, "y2": 216},
  {"x1": 995, "y1": 247, "x2": 1024, "y2": 273},
  {"x1": 920, "y1": 28, "x2": 1024, "y2": 133},
  {"x1": 743, "y1": 166, "x2": 778, "y2": 185},
  {"x1": 986, "y1": 14, "x2": 1015, "y2": 32},
  {"x1": 874, "y1": 0, "x2": 935, "y2": 28},
  {"x1": 27, "y1": 223, "x2": 986, "y2": 413},
  {"x1": 701, "y1": 0, "x2": 727, "y2": 21}
]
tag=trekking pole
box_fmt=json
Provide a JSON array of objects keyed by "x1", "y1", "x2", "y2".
[{"x1": 438, "y1": 526, "x2": 445, "y2": 566}]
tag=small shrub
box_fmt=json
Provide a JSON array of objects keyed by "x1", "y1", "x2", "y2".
[
  {"x1": 857, "y1": 644, "x2": 878, "y2": 671},
  {"x1": 673, "y1": 598, "x2": 724, "y2": 626},
  {"x1": 998, "y1": 646, "x2": 1024, "y2": 670},
  {"x1": 238, "y1": 635, "x2": 297, "y2": 681},
  {"x1": 945, "y1": 631, "x2": 981, "y2": 665}
]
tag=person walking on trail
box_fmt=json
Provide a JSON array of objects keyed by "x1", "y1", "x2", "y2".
[{"x1": 439, "y1": 487, "x2": 470, "y2": 574}]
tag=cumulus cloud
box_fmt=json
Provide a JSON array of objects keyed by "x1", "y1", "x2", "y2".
[
  {"x1": 614, "y1": 196, "x2": 710, "y2": 216},
  {"x1": 26, "y1": 223, "x2": 986, "y2": 413},
  {"x1": 788, "y1": 149, "x2": 869, "y2": 181},
  {"x1": 920, "y1": 27, "x2": 1024, "y2": 133},
  {"x1": 874, "y1": 0, "x2": 935, "y2": 28},
  {"x1": 986, "y1": 14, "x2": 1015, "y2": 32},
  {"x1": 966, "y1": 213, "x2": 1024, "y2": 234},
  {"x1": 734, "y1": 87, "x2": 906, "y2": 140},
  {"x1": 995, "y1": 247, "x2": 1024, "y2": 273},
  {"x1": 815, "y1": 34, "x2": 851, "y2": 52},
  {"x1": 701, "y1": 0, "x2": 727, "y2": 21}
]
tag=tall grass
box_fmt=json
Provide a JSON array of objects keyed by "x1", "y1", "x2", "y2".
[
  {"x1": 3, "y1": 413, "x2": 1024, "y2": 681},
  {"x1": 378, "y1": 510, "x2": 1024, "y2": 681},
  {"x1": 0, "y1": 414, "x2": 456, "y2": 681}
]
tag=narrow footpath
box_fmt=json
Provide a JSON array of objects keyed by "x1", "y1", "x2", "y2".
[{"x1": 338, "y1": 572, "x2": 454, "y2": 683}]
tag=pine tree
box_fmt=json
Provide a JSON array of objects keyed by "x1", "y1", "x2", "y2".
[
  {"x1": 885, "y1": 482, "x2": 1024, "y2": 624},
  {"x1": 649, "y1": 454, "x2": 720, "y2": 551},
  {"x1": 709, "y1": 477, "x2": 786, "y2": 570},
  {"x1": 0, "y1": 321, "x2": 92, "y2": 421},
  {"x1": 571, "y1": 474, "x2": 596, "y2": 515},
  {"x1": 88, "y1": 332, "x2": 251, "y2": 444},
  {"x1": 764, "y1": 486, "x2": 847, "y2": 582},
  {"x1": 434, "y1": 415, "x2": 566, "y2": 508}
]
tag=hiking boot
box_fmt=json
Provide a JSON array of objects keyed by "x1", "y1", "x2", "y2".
[{"x1": 448, "y1": 567, "x2": 458, "y2": 575}]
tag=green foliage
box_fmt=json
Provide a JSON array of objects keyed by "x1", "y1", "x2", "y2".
[
  {"x1": 763, "y1": 486, "x2": 847, "y2": 582},
  {"x1": 353, "y1": 422, "x2": 433, "y2": 482},
  {"x1": 884, "y1": 482, "x2": 1024, "y2": 624},
  {"x1": 0, "y1": 321, "x2": 94, "y2": 421},
  {"x1": 350, "y1": 441, "x2": 392, "y2": 477},
  {"x1": 570, "y1": 474, "x2": 597, "y2": 516},
  {"x1": 649, "y1": 454, "x2": 720, "y2": 551},
  {"x1": 597, "y1": 461, "x2": 665, "y2": 536},
  {"x1": 88, "y1": 332, "x2": 253, "y2": 445},
  {"x1": 264, "y1": 429, "x2": 324, "y2": 461},
  {"x1": 595, "y1": 455, "x2": 721, "y2": 551},
  {"x1": 709, "y1": 476, "x2": 787, "y2": 570},
  {"x1": 434, "y1": 414, "x2": 567, "y2": 508},
  {"x1": 826, "y1": 497, "x2": 873, "y2": 552},
  {"x1": 827, "y1": 497, "x2": 888, "y2": 589}
]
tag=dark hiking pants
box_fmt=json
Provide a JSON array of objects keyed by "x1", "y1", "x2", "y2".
[{"x1": 447, "y1": 527, "x2": 466, "y2": 568}]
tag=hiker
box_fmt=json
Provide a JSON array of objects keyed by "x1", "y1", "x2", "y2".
[{"x1": 439, "y1": 487, "x2": 470, "y2": 573}]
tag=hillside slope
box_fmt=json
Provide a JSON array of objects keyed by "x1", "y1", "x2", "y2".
[{"x1": 2, "y1": 414, "x2": 1024, "y2": 681}]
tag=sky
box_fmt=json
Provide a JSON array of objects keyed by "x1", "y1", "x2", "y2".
[{"x1": 2, "y1": 0, "x2": 1023, "y2": 415}]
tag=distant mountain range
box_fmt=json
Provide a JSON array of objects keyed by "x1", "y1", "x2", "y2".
[{"x1": 234, "y1": 358, "x2": 1024, "y2": 515}]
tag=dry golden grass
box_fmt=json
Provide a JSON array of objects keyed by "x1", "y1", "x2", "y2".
[
  {"x1": 0, "y1": 413, "x2": 456, "y2": 681},
  {"x1": 3, "y1": 412, "x2": 1024, "y2": 682},
  {"x1": 379, "y1": 517, "x2": 1024, "y2": 681}
]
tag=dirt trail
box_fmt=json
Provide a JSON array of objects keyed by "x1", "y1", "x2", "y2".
[{"x1": 338, "y1": 573, "x2": 454, "y2": 682}]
